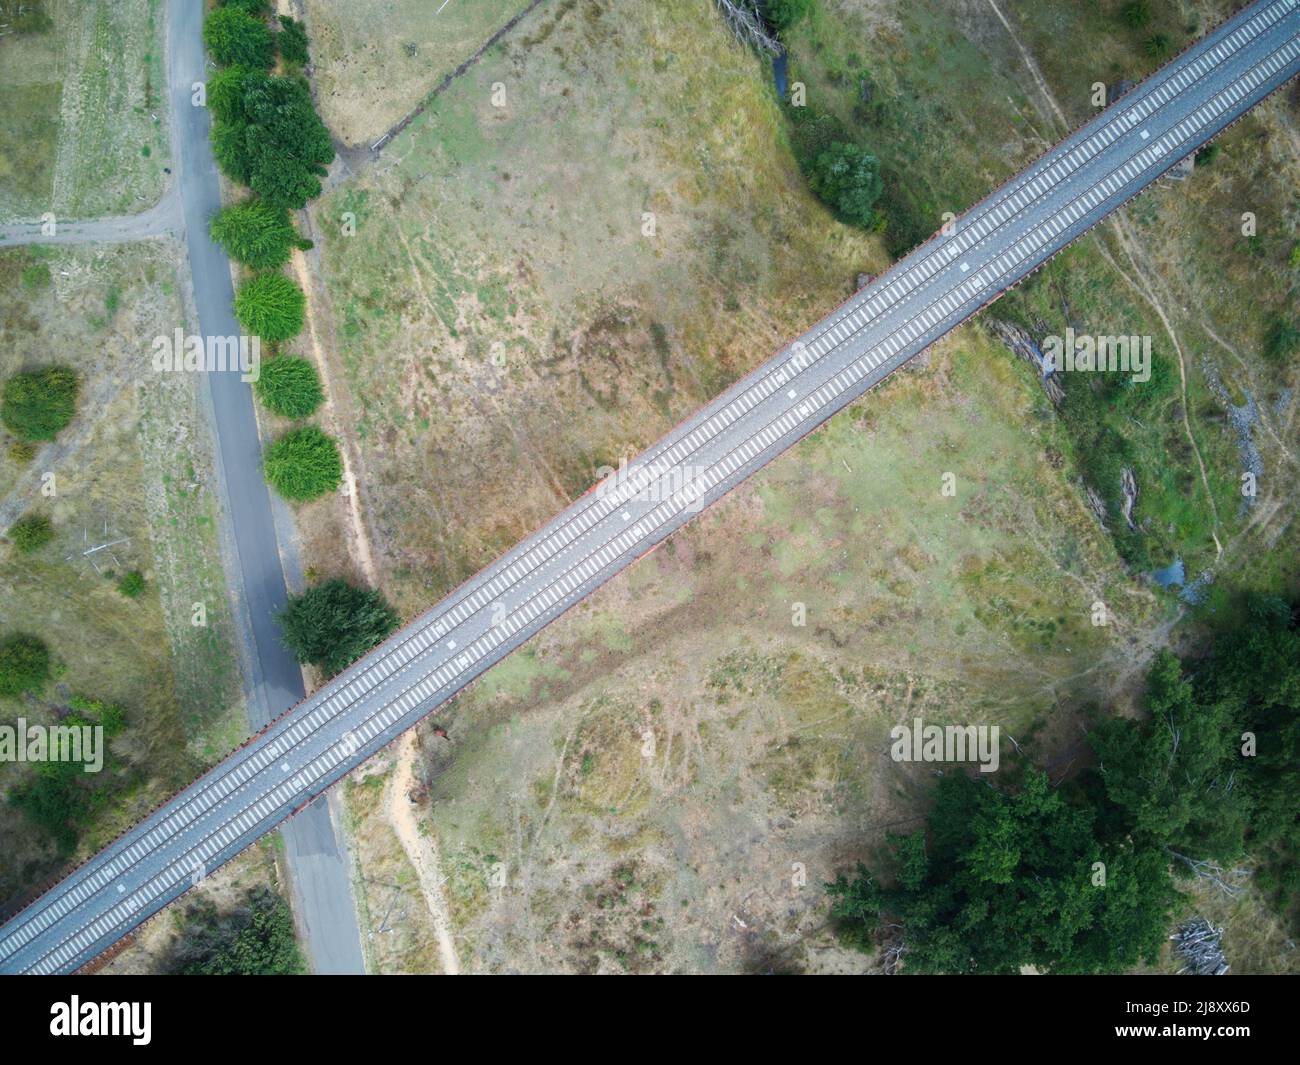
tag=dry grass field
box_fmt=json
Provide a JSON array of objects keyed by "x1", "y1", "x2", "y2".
[
  {"x1": 0, "y1": 0, "x2": 170, "y2": 222},
  {"x1": 302, "y1": 0, "x2": 524, "y2": 146},
  {"x1": 296, "y1": 0, "x2": 1202, "y2": 972},
  {"x1": 0, "y1": 243, "x2": 242, "y2": 903}
]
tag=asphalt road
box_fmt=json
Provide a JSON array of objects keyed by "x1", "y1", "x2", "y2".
[
  {"x1": 3, "y1": 0, "x2": 1298, "y2": 975},
  {"x1": 165, "y1": 0, "x2": 364, "y2": 974}
]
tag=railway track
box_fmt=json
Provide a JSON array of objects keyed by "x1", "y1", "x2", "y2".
[{"x1": 3, "y1": 0, "x2": 1299, "y2": 975}]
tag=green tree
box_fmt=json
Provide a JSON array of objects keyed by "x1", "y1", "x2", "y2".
[
  {"x1": 205, "y1": 72, "x2": 333, "y2": 208},
  {"x1": 254, "y1": 356, "x2": 324, "y2": 419},
  {"x1": 211, "y1": 116, "x2": 255, "y2": 185},
  {"x1": 202, "y1": 7, "x2": 275, "y2": 69},
  {"x1": 210, "y1": 200, "x2": 308, "y2": 269},
  {"x1": 827, "y1": 771, "x2": 1176, "y2": 973},
  {"x1": 1198, "y1": 597, "x2": 1300, "y2": 927},
  {"x1": 809, "y1": 142, "x2": 883, "y2": 229},
  {"x1": 242, "y1": 75, "x2": 334, "y2": 208},
  {"x1": 8, "y1": 512, "x2": 53, "y2": 554},
  {"x1": 0, "y1": 632, "x2": 51, "y2": 698},
  {"x1": 262, "y1": 425, "x2": 343, "y2": 502},
  {"x1": 2, "y1": 366, "x2": 78, "y2": 441},
  {"x1": 277, "y1": 577, "x2": 400, "y2": 676},
  {"x1": 206, "y1": 65, "x2": 259, "y2": 125},
  {"x1": 1091, "y1": 649, "x2": 1249, "y2": 861},
  {"x1": 234, "y1": 272, "x2": 306, "y2": 342}
]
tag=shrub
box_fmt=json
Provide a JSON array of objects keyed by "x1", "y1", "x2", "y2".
[
  {"x1": 203, "y1": 7, "x2": 275, "y2": 69},
  {"x1": 10, "y1": 694, "x2": 128, "y2": 853},
  {"x1": 786, "y1": 106, "x2": 851, "y2": 174},
  {"x1": 172, "y1": 888, "x2": 305, "y2": 975},
  {"x1": 1263, "y1": 318, "x2": 1300, "y2": 363},
  {"x1": 1119, "y1": 1, "x2": 1152, "y2": 29},
  {"x1": 0, "y1": 632, "x2": 51, "y2": 698},
  {"x1": 20, "y1": 263, "x2": 50, "y2": 289},
  {"x1": 255, "y1": 356, "x2": 324, "y2": 419},
  {"x1": 1, "y1": 366, "x2": 78, "y2": 441},
  {"x1": 219, "y1": 0, "x2": 271, "y2": 14},
  {"x1": 263, "y1": 425, "x2": 342, "y2": 502},
  {"x1": 278, "y1": 578, "x2": 400, "y2": 676},
  {"x1": 809, "y1": 142, "x2": 883, "y2": 229},
  {"x1": 764, "y1": 0, "x2": 815, "y2": 33},
  {"x1": 117, "y1": 570, "x2": 146, "y2": 598},
  {"x1": 234, "y1": 273, "x2": 306, "y2": 342},
  {"x1": 1195, "y1": 142, "x2": 1220, "y2": 167},
  {"x1": 8, "y1": 440, "x2": 37, "y2": 465},
  {"x1": 210, "y1": 200, "x2": 306, "y2": 269},
  {"x1": 277, "y1": 15, "x2": 310, "y2": 66},
  {"x1": 8, "y1": 513, "x2": 53, "y2": 554},
  {"x1": 1143, "y1": 33, "x2": 1173, "y2": 60}
]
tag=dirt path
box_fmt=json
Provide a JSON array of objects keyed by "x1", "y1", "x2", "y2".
[
  {"x1": 286, "y1": 245, "x2": 380, "y2": 586},
  {"x1": 383, "y1": 732, "x2": 462, "y2": 974},
  {"x1": 0, "y1": 182, "x2": 182, "y2": 247},
  {"x1": 984, "y1": 0, "x2": 1071, "y2": 132}
]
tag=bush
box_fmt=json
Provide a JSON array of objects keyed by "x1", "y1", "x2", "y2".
[
  {"x1": 234, "y1": 272, "x2": 306, "y2": 342},
  {"x1": 10, "y1": 695, "x2": 128, "y2": 854},
  {"x1": 263, "y1": 425, "x2": 342, "y2": 502},
  {"x1": 117, "y1": 570, "x2": 146, "y2": 598},
  {"x1": 1264, "y1": 318, "x2": 1300, "y2": 363},
  {"x1": 1195, "y1": 142, "x2": 1220, "y2": 167},
  {"x1": 203, "y1": 7, "x2": 275, "y2": 69},
  {"x1": 8, "y1": 440, "x2": 37, "y2": 465},
  {"x1": 786, "y1": 106, "x2": 851, "y2": 173},
  {"x1": 1143, "y1": 33, "x2": 1173, "y2": 60},
  {"x1": 0, "y1": 632, "x2": 51, "y2": 697},
  {"x1": 21, "y1": 263, "x2": 50, "y2": 289},
  {"x1": 809, "y1": 142, "x2": 883, "y2": 229},
  {"x1": 8, "y1": 513, "x2": 53, "y2": 554},
  {"x1": 1, "y1": 366, "x2": 79, "y2": 442},
  {"x1": 172, "y1": 887, "x2": 305, "y2": 975},
  {"x1": 1119, "y1": 1, "x2": 1152, "y2": 29},
  {"x1": 210, "y1": 200, "x2": 306, "y2": 269},
  {"x1": 278, "y1": 578, "x2": 400, "y2": 676},
  {"x1": 764, "y1": 0, "x2": 815, "y2": 33},
  {"x1": 255, "y1": 356, "x2": 324, "y2": 419},
  {"x1": 219, "y1": 0, "x2": 270, "y2": 14},
  {"x1": 277, "y1": 15, "x2": 310, "y2": 66}
]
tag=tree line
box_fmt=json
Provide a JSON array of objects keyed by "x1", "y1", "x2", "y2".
[{"x1": 828, "y1": 594, "x2": 1300, "y2": 973}]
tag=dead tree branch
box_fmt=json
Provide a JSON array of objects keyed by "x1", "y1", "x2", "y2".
[{"x1": 713, "y1": 0, "x2": 782, "y2": 56}]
